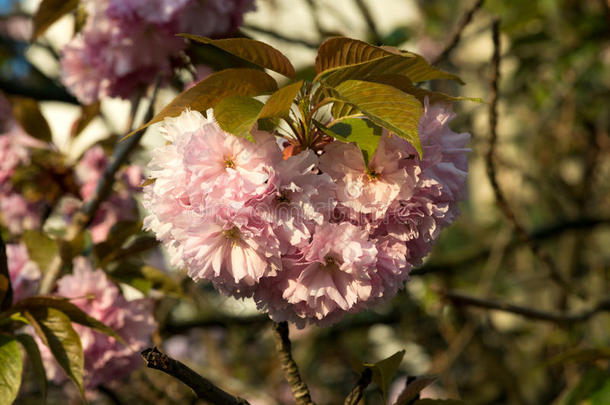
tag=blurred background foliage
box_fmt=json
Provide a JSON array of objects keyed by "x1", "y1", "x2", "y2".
[{"x1": 1, "y1": 0, "x2": 609, "y2": 404}]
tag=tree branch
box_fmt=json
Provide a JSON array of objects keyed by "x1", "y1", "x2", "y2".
[
  {"x1": 0, "y1": 233, "x2": 13, "y2": 310},
  {"x1": 241, "y1": 25, "x2": 319, "y2": 49},
  {"x1": 354, "y1": 0, "x2": 382, "y2": 45},
  {"x1": 272, "y1": 322, "x2": 315, "y2": 405},
  {"x1": 432, "y1": 0, "x2": 486, "y2": 64},
  {"x1": 484, "y1": 19, "x2": 580, "y2": 297},
  {"x1": 443, "y1": 291, "x2": 610, "y2": 323},
  {"x1": 141, "y1": 347, "x2": 250, "y2": 405},
  {"x1": 344, "y1": 367, "x2": 372, "y2": 405},
  {"x1": 39, "y1": 78, "x2": 161, "y2": 294}
]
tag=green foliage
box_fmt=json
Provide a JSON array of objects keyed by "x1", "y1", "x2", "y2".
[
  {"x1": 0, "y1": 334, "x2": 22, "y2": 405},
  {"x1": 561, "y1": 367, "x2": 610, "y2": 405},
  {"x1": 412, "y1": 400, "x2": 467, "y2": 405},
  {"x1": 179, "y1": 35, "x2": 296, "y2": 78},
  {"x1": 25, "y1": 308, "x2": 85, "y2": 397},
  {"x1": 108, "y1": 264, "x2": 182, "y2": 297},
  {"x1": 330, "y1": 80, "x2": 423, "y2": 156},
  {"x1": 354, "y1": 349, "x2": 405, "y2": 403},
  {"x1": 16, "y1": 334, "x2": 47, "y2": 402},
  {"x1": 318, "y1": 118, "x2": 382, "y2": 164},
  {"x1": 32, "y1": 0, "x2": 79, "y2": 39},
  {"x1": 22, "y1": 230, "x2": 58, "y2": 273}
]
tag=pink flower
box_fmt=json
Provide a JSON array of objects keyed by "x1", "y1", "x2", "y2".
[
  {"x1": 319, "y1": 133, "x2": 416, "y2": 219},
  {"x1": 0, "y1": 190, "x2": 42, "y2": 234},
  {"x1": 178, "y1": 0, "x2": 255, "y2": 37},
  {"x1": 43, "y1": 257, "x2": 156, "y2": 389},
  {"x1": 256, "y1": 222, "x2": 377, "y2": 326},
  {"x1": 6, "y1": 243, "x2": 40, "y2": 302}
]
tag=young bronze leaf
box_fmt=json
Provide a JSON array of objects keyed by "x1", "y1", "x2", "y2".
[
  {"x1": 33, "y1": 0, "x2": 79, "y2": 39},
  {"x1": 10, "y1": 97, "x2": 53, "y2": 143},
  {"x1": 16, "y1": 334, "x2": 47, "y2": 402},
  {"x1": 331, "y1": 80, "x2": 423, "y2": 156},
  {"x1": 13, "y1": 296, "x2": 124, "y2": 343},
  {"x1": 259, "y1": 81, "x2": 303, "y2": 119},
  {"x1": 315, "y1": 37, "x2": 389, "y2": 74},
  {"x1": 0, "y1": 335, "x2": 23, "y2": 405},
  {"x1": 180, "y1": 35, "x2": 296, "y2": 78},
  {"x1": 27, "y1": 308, "x2": 85, "y2": 397},
  {"x1": 124, "y1": 68, "x2": 278, "y2": 139},
  {"x1": 214, "y1": 95, "x2": 264, "y2": 139},
  {"x1": 318, "y1": 118, "x2": 382, "y2": 165},
  {"x1": 367, "y1": 74, "x2": 482, "y2": 104}
]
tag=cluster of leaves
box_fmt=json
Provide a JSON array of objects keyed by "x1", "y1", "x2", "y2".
[{"x1": 128, "y1": 36, "x2": 478, "y2": 163}]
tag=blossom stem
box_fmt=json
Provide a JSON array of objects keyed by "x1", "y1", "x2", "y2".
[
  {"x1": 343, "y1": 367, "x2": 372, "y2": 405},
  {"x1": 271, "y1": 322, "x2": 315, "y2": 405},
  {"x1": 0, "y1": 233, "x2": 12, "y2": 310},
  {"x1": 141, "y1": 347, "x2": 250, "y2": 405}
]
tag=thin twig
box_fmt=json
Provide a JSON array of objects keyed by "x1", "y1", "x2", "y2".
[
  {"x1": 484, "y1": 20, "x2": 580, "y2": 297},
  {"x1": 411, "y1": 217, "x2": 610, "y2": 276},
  {"x1": 344, "y1": 368, "x2": 372, "y2": 405},
  {"x1": 241, "y1": 25, "x2": 319, "y2": 49},
  {"x1": 272, "y1": 322, "x2": 315, "y2": 405},
  {"x1": 39, "y1": 78, "x2": 162, "y2": 294},
  {"x1": 432, "y1": 0, "x2": 486, "y2": 64},
  {"x1": 443, "y1": 291, "x2": 610, "y2": 323},
  {"x1": 141, "y1": 347, "x2": 250, "y2": 405},
  {"x1": 354, "y1": 0, "x2": 381, "y2": 45}
]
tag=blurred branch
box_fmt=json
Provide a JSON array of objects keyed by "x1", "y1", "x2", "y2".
[
  {"x1": 241, "y1": 25, "x2": 319, "y2": 49},
  {"x1": 162, "y1": 314, "x2": 269, "y2": 335},
  {"x1": 344, "y1": 367, "x2": 372, "y2": 405},
  {"x1": 0, "y1": 78, "x2": 78, "y2": 104},
  {"x1": 353, "y1": 0, "x2": 381, "y2": 45},
  {"x1": 412, "y1": 216, "x2": 610, "y2": 276},
  {"x1": 39, "y1": 78, "x2": 161, "y2": 294},
  {"x1": 432, "y1": 0, "x2": 486, "y2": 64},
  {"x1": 0, "y1": 233, "x2": 13, "y2": 310},
  {"x1": 443, "y1": 291, "x2": 610, "y2": 323},
  {"x1": 484, "y1": 19, "x2": 580, "y2": 297},
  {"x1": 272, "y1": 322, "x2": 315, "y2": 405},
  {"x1": 141, "y1": 347, "x2": 250, "y2": 404}
]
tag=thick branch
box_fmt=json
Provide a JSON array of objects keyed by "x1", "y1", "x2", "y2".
[
  {"x1": 344, "y1": 368, "x2": 372, "y2": 405},
  {"x1": 141, "y1": 347, "x2": 250, "y2": 405},
  {"x1": 272, "y1": 322, "x2": 315, "y2": 405},
  {"x1": 241, "y1": 25, "x2": 319, "y2": 49},
  {"x1": 444, "y1": 291, "x2": 610, "y2": 323},
  {"x1": 354, "y1": 0, "x2": 381, "y2": 45},
  {"x1": 432, "y1": 0, "x2": 486, "y2": 64}
]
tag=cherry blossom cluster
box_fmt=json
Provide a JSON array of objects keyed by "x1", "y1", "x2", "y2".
[
  {"x1": 142, "y1": 100, "x2": 469, "y2": 327},
  {"x1": 61, "y1": 0, "x2": 255, "y2": 103},
  {"x1": 5, "y1": 243, "x2": 41, "y2": 303},
  {"x1": 40, "y1": 257, "x2": 157, "y2": 389}
]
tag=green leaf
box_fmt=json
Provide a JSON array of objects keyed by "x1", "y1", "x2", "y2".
[
  {"x1": 0, "y1": 334, "x2": 23, "y2": 405},
  {"x1": 25, "y1": 308, "x2": 85, "y2": 397},
  {"x1": 0, "y1": 236, "x2": 12, "y2": 311},
  {"x1": 94, "y1": 220, "x2": 143, "y2": 263},
  {"x1": 180, "y1": 35, "x2": 296, "y2": 78},
  {"x1": 315, "y1": 37, "x2": 462, "y2": 86},
  {"x1": 10, "y1": 97, "x2": 53, "y2": 143},
  {"x1": 547, "y1": 347, "x2": 610, "y2": 365},
  {"x1": 14, "y1": 296, "x2": 124, "y2": 344},
  {"x1": 317, "y1": 118, "x2": 382, "y2": 165},
  {"x1": 214, "y1": 81, "x2": 303, "y2": 138},
  {"x1": 330, "y1": 80, "x2": 423, "y2": 156},
  {"x1": 16, "y1": 334, "x2": 47, "y2": 402},
  {"x1": 32, "y1": 0, "x2": 79, "y2": 39},
  {"x1": 412, "y1": 400, "x2": 467, "y2": 405},
  {"x1": 124, "y1": 68, "x2": 278, "y2": 139},
  {"x1": 259, "y1": 81, "x2": 303, "y2": 119},
  {"x1": 214, "y1": 96, "x2": 264, "y2": 140},
  {"x1": 355, "y1": 349, "x2": 406, "y2": 404},
  {"x1": 394, "y1": 376, "x2": 437, "y2": 405},
  {"x1": 365, "y1": 74, "x2": 483, "y2": 105},
  {"x1": 22, "y1": 230, "x2": 58, "y2": 273},
  {"x1": 561, "y1": 367, "x2": 610, "y2": 405}
]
